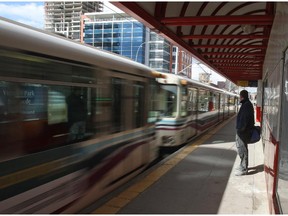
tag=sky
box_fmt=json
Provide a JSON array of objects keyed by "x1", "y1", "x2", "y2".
[
  {"x1": 0, "y1": 1, "x2": 124, "y2": 28},
  {"x1": 0, "y1": 1, "x2": 44, "y2": 29},
  {"x1": 0, "y1": 1, "x2": 248, "y2": 89}
]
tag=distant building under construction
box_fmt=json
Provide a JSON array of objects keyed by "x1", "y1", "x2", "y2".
[{"x1": 45, "y1": 2, "x2": 103, "y2": 41}]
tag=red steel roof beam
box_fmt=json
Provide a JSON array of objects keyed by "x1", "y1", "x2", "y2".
[
  {"x1": 225, "y1": 71, "x2": 261, "y2": 74},
  {"x1": 217, "y1": 68, "x2": 262, "y2": 71},
  {"x1": 161, "y1": 15, "x2": 274, "y2": 26},
  {"x1": 224, "y1": 72, "x2": 261, "y2": 76},
  {"x1": 182, "y1": 34, "x2": 269, "y2": 40},
  {"x1": 219, "y1": 68, "x2": 261, "y2": 72},
  {"x1": 212, "y1": 62, "x2": 263, "y2": 65},
  {"x1": 201, "y1": 52, "x2": 265, "y2": 56},
  {"x1": 111, "y1": 2, "x2": 223, "y2": 77},
  {"x1": 193, "y1": 45, "x2": 266, "y2": 49},
  {"x1": 213, "y1": 63, "x2": 263, "y2": 66},
  {"x1": 218, "y1": 70, "x2": 262, "y2": 73},
  {"x1": 208, "y1": 57, "x2": 263, "y2": 60}
]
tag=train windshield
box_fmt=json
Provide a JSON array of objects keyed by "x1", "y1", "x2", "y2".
[{"x1": 151, "y1": 84, "x2": 178, "y2": 118}]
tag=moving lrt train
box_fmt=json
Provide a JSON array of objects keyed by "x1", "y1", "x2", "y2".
[
  {"x1": 153, "y1": 73, "x2": 238, "y2": 148},
  {"x1": 0, "y1": 17, "x2": 238, "y2": 213},
  {"x1": 0, "y1": 17, "x2": 161, "y2": 213}
]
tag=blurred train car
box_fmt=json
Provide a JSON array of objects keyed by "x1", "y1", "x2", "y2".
[
  {"x1": 153, "y1": 73, "x2": 238, "y2": 148},
  {"x1": 0, "y1": 17, "x2": 161, "y2": 213}
]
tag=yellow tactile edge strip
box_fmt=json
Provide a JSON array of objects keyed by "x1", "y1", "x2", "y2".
[{"x1": 92, "y1": 116, "x2": 236, "y2": 214}]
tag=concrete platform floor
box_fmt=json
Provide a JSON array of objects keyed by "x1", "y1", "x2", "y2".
[{"x1": 90, "y1": 116, "x2": 269, "y2": 214}]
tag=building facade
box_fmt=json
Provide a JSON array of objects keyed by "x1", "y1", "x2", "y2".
[
  {"x1": 83, "y1": 13, "x2": 147, "y2": 64},
  {"x1": 45, "y1": 2, "x2": 103, "y2": 41},
  {"x1": 148, "y1": 32, "x2": 171, "y2": 73},
  {"x1": 172, "y1": 46, "x2": 193, "y2": 78},
  {"x1": 44, "y1": 3, "x2": 228, "y2": 84},
  {"x1": 82, "y1": 12, "x2": 172, "y2": 73}
]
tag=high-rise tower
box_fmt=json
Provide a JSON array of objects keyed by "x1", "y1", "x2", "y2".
[
  {"x1": 82, "y1": 12, "x2": 172, "y2": 73},
  {"x1": 45, "y1": 2, "x2": 103, "y2": 41}
]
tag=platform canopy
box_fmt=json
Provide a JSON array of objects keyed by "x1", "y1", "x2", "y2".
[{"x1": 113, "y1": 2, "x2": 275, "y2": 86}]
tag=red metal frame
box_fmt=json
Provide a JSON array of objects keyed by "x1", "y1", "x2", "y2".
[{"x1": 113, "y1": 2, "x2": 275, "y2": 85}]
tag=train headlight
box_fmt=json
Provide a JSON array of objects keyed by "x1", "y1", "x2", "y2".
[{"x1": 162, "y1": 136, "x2": 175, "y2": 145}]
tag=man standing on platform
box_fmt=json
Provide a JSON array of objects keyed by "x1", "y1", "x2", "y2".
[{"x1": 235, "y1": 90, "x2": 255, "y2": 176}]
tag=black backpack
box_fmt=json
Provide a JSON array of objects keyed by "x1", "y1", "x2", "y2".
[{"x1": 249, "y1": 126, "x2": 261, "y2": 144}]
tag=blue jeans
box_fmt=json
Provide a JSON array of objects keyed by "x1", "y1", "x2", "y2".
[{"x1": 235, "y1": 134, "x2": 248, "y2": 171}]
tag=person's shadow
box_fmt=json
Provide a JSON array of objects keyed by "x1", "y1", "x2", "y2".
[{"x1": 247, "y1": 164, "x2": 264, "y2": 175}]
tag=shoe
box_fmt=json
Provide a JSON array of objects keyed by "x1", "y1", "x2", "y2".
[
  {"x1": 235, "y1": 169, "x2": 248, "y2": 176},
  {"x1": 235, "y1": 165, "x2": 244, "y2": 171}
]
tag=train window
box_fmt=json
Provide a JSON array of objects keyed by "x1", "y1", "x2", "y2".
[
  {"x1": 198, "y1": 90, "x2": 209, "y2": 113},
  {"x1": 222, "y1": 94, "x2": 229, "y2": 115},
  {"x1": 228, "y1": 96, "x2": 236, "y2": 113},
  {"x1": 0, "y1": 81, "x2": 48, "y2": 160},
  {"x1": 207, "y1": 91, "x2": 216, "y2": 112},
  {"x1": 148, "y1": 81, "x2": 160, "y2": 123},
  {"x1": 151, "y1": 84, "x2": 177, "y2": 118},
  {"x1": 71, "y1": 66, "x2": 96, "y2": 84},
  {"x1": 214, "y1": 93, "x2": 220, "y2": 112},
  {"x1": 0, "y1": 82, "x2": 47, "y2": 123},
  {"x1": 0, "y1": 80, "x2": 103, "y2": 160},
  {"x1": 48, "y1": 86, "x2": 68, "y2": 125},
  {"x1": 197, "y1": 90, "x2": 221, "y2": 123},
  {"x1": 0, "y1": 49, "x2": 96, "y2": 85},
  {"x1": 133, "y1": 82, "x2": 145, "y2": 128},
  {"x1": 111, "y1": 78, "x2": 124, "y2": 133},
  {"x1": 219, "y1": 94, "x2": 224, "y2": 113},
  {"x1": 180, "y1": 87, "x2": 188, "y2": 117},
  {"x1": 187, "y1": 88, "x2": 198, "y2": 115},
  {"x1": 58, "y1": 86, "x2": 92, "y2": 143}
]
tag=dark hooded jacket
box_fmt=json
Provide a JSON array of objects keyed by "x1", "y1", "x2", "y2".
[{"x1": 236, "y1": 98, "x2": 255, "y2": 143}]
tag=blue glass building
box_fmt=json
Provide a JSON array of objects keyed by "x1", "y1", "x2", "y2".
[
  {"x1": 83, "y1": 12, "x2": 174, "y2": 73},
  {"x1": 83, "y1": 13, "x2": 146, "y2": 64}
]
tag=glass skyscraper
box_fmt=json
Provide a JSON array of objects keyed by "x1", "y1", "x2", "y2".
[
  {"x1": 82, "y1": 12, "x2": 173, "y2": 73},
  {"x1": 83, "y1": 13, "x2": 147, "y2": 64}
]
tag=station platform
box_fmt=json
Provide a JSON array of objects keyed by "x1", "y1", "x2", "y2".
[{"x1": 87, "y1": 116, "x2": 268, "y2": 214}]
